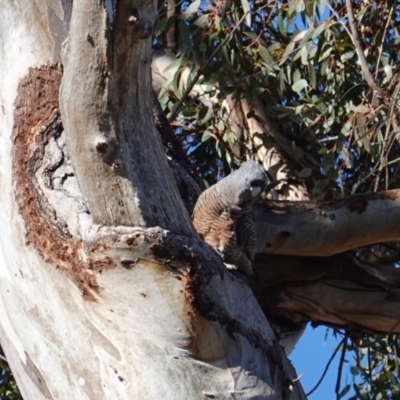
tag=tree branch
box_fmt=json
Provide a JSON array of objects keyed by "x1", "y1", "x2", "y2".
[
  {"x1": 240, "y1": 99, "x2": 310, "y2": 201},
  {"x1": 251, "y1": 253, "x2": 400, "y2": 334},
  {"x1": 254, "y1": 190, "x2": 400, "y2": 256},
  {"x1": 60, "y1": 0, "x2": 192, "y2": 233}
]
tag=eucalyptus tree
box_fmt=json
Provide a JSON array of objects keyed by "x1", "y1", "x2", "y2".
[{"x1": 0, "y1": 0, "x2": 399, "y2": 399}]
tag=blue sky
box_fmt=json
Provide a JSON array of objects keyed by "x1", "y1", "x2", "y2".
[{"x1": 290, "y1": 325, "x2": 354, "y2": 399}]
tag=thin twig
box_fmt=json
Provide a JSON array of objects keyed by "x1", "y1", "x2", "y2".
[
  {"x1": 326, "y1": 3, "x2": 353, "y2": 42},
  {"x1": 335, "y1": 334, "x2": 348, "y2": 400},
  {"x1": 393, "y1": 342, "x2": 399, "y2": 376},
  {"x1": 367, "y1": 337, "x2": 374, "y2": 397},
  {"x1": 344, "y1": 0, "x2": 382, "y2": 96},
  {"x1": 168, "y1": 12, "x2": 249, "y2": 122},
  {"x1": 306, "y1": 336, "x2": 346, "y2": 397},
  {"x1": 374, "y1": 5, "x2": 394, "y2": 80}
]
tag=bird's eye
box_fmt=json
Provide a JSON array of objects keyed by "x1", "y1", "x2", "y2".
[
  {"x1": 250, "y1": 179, "x2": 265, "y2": 198},
  {"x1": 250, "y1": 186, "x2": 262, "y2": 198}
]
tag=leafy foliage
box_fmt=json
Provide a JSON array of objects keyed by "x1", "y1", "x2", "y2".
[{"x1": 156, "y1": 0, "x2": 400, "y2": 196}]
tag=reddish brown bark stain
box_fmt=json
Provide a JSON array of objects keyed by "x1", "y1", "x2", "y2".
[
  {"x1": 12, "y1": 64, "x2": 115, "y2": 300},
  {"x1": 12, "y1": 65, "x2": 75, "y2": 268},
  {"x1": 348, "y1": 196, "x2": 368, "y2": 214}
]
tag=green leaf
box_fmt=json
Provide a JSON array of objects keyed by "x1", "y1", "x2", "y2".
[
  {"x1": 193, "y1": 14, "x2": 208, "y2": 26},
  {"x1": 301, "y1": 45, "x2": 308, "y2": 65},
  {"x1": 268, "y1": 42, "x2": 281, "y2": 52},
  {"x1": 312, "y1": 22, "x2": 327, "y2": 39},
  {"x1": 279, "y1": 69, "x2": 286, "y2": 95},
  {"x1": 172, "y1": 67, "x2": 183, "y2": 97},
  {"x1": 240, "y1": 0, "x2": 251, "y2": 27},
  {"x1": 279, "y1": 42, "x2": 295, "y2": 65},
  {"x1": 323, "y1": 153, "x2": 335, "y2": 171},
  {"x1": 155, "y1": 16, "x2": 167, "y2": 37},
  {"x1": 201, "y1": 131, "x2": 213, "y2": 142},
  {"x1": 341, "y1": 51, "x2": 354, "y2": 62},
  {"x1": 278, "y1": 11, "x2": 286, "y2": 37},
  {"x1": 288, "y1": 0, "x2": 305, "y2": 14},
  {"x1": 338, "y1": 384, "x2": 351, "y2": 398},
  {"x1": 298, "y1": 168, "x2": 311, "y2": 178},
  {"x1": 316, "y1": 101, "x2": 327, "y2": 113},
  {"x1": 319, "y1": 47, "x2": 332, "y2": 62},
  {"x1": 215, "y1": 141, "x2": 222, "y2": 158},
  {"x1": 384, "y1": 64, "x2": 393, "y2": 80},
  {"x1": 292, "y1": 79, "x2": 308, "y2": 93},
  {"x1": 308, "y1": 45, "x2": 317, "y2": 59},
  {"x1": 182, "y1": 0, "x2": 201, "y2": 17},
  {"x1": 162, "y1": 57, "x2": 181, "y2": 73},
  {"x1": 198, "y1": 106, "x2": 213, "y2": 125},
  {"x1": 293, "y1": 69, "x2": 301, "y2": 83},
  {"x1": 259, "y1": 46, "x2": 273, "y2": 65},
  {"x1": 350, "y1": 366, "x2": 360, "y2": 376},
  {"x1": 293, "y1": 30, "x2": 307, "y2": 42}
]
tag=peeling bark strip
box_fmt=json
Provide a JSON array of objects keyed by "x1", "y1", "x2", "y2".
[{"x1": 11, "y1": 65, "x2": 113, "y2": 299}]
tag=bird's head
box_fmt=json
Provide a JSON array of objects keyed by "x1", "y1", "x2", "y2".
[{"x1": 221, "y1": 161, "x2": 268, "y2": 209}]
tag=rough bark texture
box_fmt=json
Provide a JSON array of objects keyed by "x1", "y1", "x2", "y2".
[
  {"x1": 0, "y1": 1, "x2": 307, "y2": 399},
  {"x1": 60, "y1": 0, "x2": 192, "y2": 232},
  {"x1": 4, "y1": 0, "x2": 400, "y2": 399}
]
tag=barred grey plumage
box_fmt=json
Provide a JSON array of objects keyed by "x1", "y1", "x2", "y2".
[{"x1": 192, "y1": 161, "x2": 268, "y2": 274}]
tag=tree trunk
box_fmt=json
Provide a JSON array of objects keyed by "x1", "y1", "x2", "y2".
[{"x1": 0, "y1": 1, "x2": 305, "y2": 399}]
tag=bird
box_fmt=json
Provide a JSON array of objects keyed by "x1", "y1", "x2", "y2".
[{"x1": 192, "y1": 161, "x2": 268, "y2": 275}]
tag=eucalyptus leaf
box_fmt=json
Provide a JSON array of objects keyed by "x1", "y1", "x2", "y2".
[
  {"x1": 259, "y1": 46, "x2": 273, "y2": 65},
  {"x1": 292, "y1": 79, "x2": 308, "y2": 93},
  {"x1": 198, "y1": 106, "x2": 213, "y2": 125},
  {"x1": 301, "y1": 45, "x2": 308, "y2": 65},
  {"x1": 182, "y1": 0, "x2": 201, "y2": 17},
  {"x1": 384, "y1": 64, "x2": 393, "y2": 80},
  {"x1": 240, "y1": 0, "x2": 251, "y2": 26},
  {"x1": 279, "y1": 42, "x2": 295, "y2": 65},
  {"x1": 340, "y1": 51, "x2": 354, "y2": 62}
]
